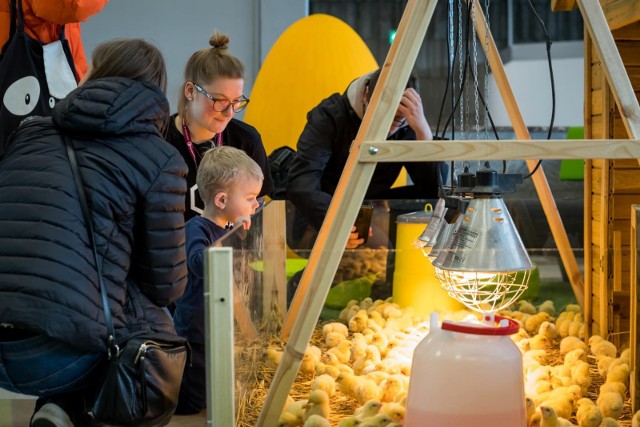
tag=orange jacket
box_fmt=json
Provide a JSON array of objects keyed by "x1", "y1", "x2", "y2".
[{"x1": 0, "y1": 0, "x2": 108, "y2": 78}]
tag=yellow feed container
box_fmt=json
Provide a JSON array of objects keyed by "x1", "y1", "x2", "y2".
[{"x1": 393, "y1": 210, "x2": 463, "y2": 317}]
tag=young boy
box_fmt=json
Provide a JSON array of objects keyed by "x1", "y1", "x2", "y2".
[{"x1": 173, "y1": 145, "x2": 264, "y2": 415}]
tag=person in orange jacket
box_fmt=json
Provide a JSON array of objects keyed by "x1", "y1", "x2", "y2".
[{"x1": 0, "y1": 0, "x2": 108, "y2": 78}]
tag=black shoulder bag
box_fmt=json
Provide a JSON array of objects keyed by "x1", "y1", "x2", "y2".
[{"x1": 63, "y1": 136, "x2": 188, "y2": 427}]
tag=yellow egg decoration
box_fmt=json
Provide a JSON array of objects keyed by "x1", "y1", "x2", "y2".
[{"x1": 244, "y1": 14, "x2": 378, "y2": 155}]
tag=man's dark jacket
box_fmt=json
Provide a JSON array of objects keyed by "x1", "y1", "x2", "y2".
[
  {"x1": 0, "y1": 77, "x2": 188, "y2": 352},
  {"x1": 286, "y1": 91, "x2": 440, "y2": 236}
]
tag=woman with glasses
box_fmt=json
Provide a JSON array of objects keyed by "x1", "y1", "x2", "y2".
[{"x1": 166, "y1": 30, "x2": 273, "y2": 222}]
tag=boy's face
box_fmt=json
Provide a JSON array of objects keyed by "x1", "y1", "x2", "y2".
[{"x1": 221, "y1": 174, "x2": 262, "y2": 221}]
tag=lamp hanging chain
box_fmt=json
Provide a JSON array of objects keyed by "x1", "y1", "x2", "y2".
[
  {"x1": 471, "y1": 0, "x2": 480, "y2": 141},
  {"x1": 484, "y1": 0, "x2": 491, "y2": 141},
  {"x1": 457, "y1": 0, "x2": 465, "y2": 141}
]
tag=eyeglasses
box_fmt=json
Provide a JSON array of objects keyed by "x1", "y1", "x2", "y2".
[{"x1": 192, "y1": 83, "x2": 250, "y2": 113}]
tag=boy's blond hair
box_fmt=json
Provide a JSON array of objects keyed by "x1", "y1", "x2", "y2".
[{"x1": 196, "y1": 146, "x2": 264, "y2": 206}]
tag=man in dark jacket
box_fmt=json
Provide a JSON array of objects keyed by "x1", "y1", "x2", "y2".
[
  {"x1": 0, "y1": 39, "x2": 187, "y2": 427},
  {"x1": 286, "y1": 69, "x2": 442, "y2": 249}
]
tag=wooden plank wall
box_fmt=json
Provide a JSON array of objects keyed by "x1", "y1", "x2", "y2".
[{"x1": 586, "y1": 21, "x2": 640, "y2": 347}]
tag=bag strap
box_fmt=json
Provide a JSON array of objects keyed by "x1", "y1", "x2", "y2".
[{"x1": 63, "y1": 135, "x2": 120, "y2": 359}]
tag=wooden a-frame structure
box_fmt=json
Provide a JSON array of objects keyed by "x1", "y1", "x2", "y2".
[{"x1": 256, "y1": 0, "x2": 640, "y2": 425}]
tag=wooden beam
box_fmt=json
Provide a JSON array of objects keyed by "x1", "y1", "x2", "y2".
[
  {"x1": 551, "y1": 0, "x2": 578, "y2": 12},
  {"x1": 256, "y1": 0, "x2": 439, "y2": 425},
  {"x1": 602, "y1": 0, "x2": 640, "y2": 31},
  {"x1": 360, "y1": 138, "x2": 640, "y2": 162}
]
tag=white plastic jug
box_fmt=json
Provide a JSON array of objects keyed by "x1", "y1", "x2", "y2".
[{"x1": 404, "y1": 313, "x2": 526, "y2": 427}]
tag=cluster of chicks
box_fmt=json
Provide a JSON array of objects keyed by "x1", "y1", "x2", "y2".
[
  {"x1": 264, "y1": 296, "x2": 640, "y2": 427},
  {"x1": 266, "y1": 297, "x2": 440, "y2": 427},
  {"x1": 501, "y1": 300, "x2": 639, "y2": 427},
  {"x1": 332, "y1": 248, "x2": 388, "y2": 285}
]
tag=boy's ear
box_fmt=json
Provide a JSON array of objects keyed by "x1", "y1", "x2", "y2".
[{"x1": 213, "y1": 191, "x2": 227, "y2": 209}]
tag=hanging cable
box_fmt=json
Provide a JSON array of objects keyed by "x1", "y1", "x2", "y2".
[{"x1": 521, "y1": 0, "x2": 556, "y2": 180}]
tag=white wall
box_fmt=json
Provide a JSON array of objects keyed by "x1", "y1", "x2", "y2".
[
  {"x1": 486, "y1": 41, "x2": 584, "y2": 129},
  {"x1": 81, "y1": 0, "x2": 307, "y2": 113}
]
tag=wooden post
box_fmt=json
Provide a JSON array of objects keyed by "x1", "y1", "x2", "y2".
[
  {"x1": 471, "y1": 0, "x2": 585, "y2": 309},
  {"x1": 631, "y1": 205, "x2": 640, "y2": 411},
  {"x1": 257, "y1": 1, "x2": 439, "y2": 425},
  {"x1": 577, "y1": 0, "x2": 640, "y2": 142},
  {"x1": 205, "y1": 247, "x2": 235, "y2": 427},
  {"x1": 263, "y1": 200, "x2": 288, "y2": 324}
]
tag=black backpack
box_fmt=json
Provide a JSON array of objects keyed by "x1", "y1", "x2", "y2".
[{"x1": 268, "y1": 146, "x2": 295, "y2": 200}]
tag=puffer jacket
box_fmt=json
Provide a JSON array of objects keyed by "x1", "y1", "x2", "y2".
[
  {"x1": 0, "y1": 0, "x2": 108, "y2": 77},
  {"x1": 0, "y1": 77, "x2": 188, "y2": 352}
]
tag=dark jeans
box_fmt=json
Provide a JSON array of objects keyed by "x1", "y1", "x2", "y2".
[
  {"x1": 175, "y1": 341, "x2": 205, "y2": 415},
  {"x1": 0, "y1": 331, "x2": 103, "y2": 425}
]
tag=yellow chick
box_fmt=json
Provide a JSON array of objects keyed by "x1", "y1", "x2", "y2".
[
  {"x1": 559, "y1": 336, "x2": 587, "y2": 355},
  {"x1": 284, "y1": 400, "x2": 307, "y2": 425},
  {"x1": 564, "y1": 348, "x2": 587, "y2": 367},
  {"x1": 326, "y1": 331, "x2": 346, "y2": 348},
  {"x1": 601, "y1": 418, "x2": 621, "y2": 427},
  {"x1": 529, "y1": 412, "x2": 542, "y2": 427},
  {"x1": 588, "y1": 336, "x2": 617, "y2": 359},
  {"x1": 518, "y1": 300, "x2": 538, "y2": 314},
  {"x1": 341, "y1": 304, "x2": 362, "y2": 324},
  {"x1": 355, "y1": 378, "x2": 382, "y2": 405},
  {"x1": 354, "y1": 399, "x2": 382, "y2": 420},
  {"x1": 606, "y1": 363, "x2": 630, "y2": 388},
  {"x1": 360, "y1": 297, "x2": 374, "y2": 311},
  {"x1": 631, "y1": 410, "x2": 640, "y2": 427},
  {"x1": 539, "y1": 397, "x2": 573, "y2": 420},
  {"x1": 568, "y1": 320, "x2": 583, "y2": 338},
  {"x1": 600, "y1": 381, "x2": 626, "y2": 397},
  {"x1": 538, "y1": 321, "x2": 558, "y2": 340},
  {"x1": 530, "y1": 334, "x2": 550, "y2": 350},
  {"x1": 368, "y1": 310, "x2": 386, "y2": 328},
  {"x1": 327, "y1": 340, "x2": 353, "y2": 364},
  {"x1": 349, "y1": 309, "x2": 369, "y2": 333},
  {"x1": 597, "y1": 356, "x2": 615, "y2": 378},
  {"x1": 564, "y1": 304, "x2": 581, "y2": 313},
  {"x1": 596, "y1": 391, "x2": 624, "y2": 420},
  {"x1": 576, "y1": 404, "x2": 602, "y2": 427},
  {"x1": 525, "y1": 312, "x2": 554, "y2": 335},
  {"x1": 337, "y1": 417, "x2": 362, "y2": 427},
  {"x1": 266, "y1": 347, "x2": 283, "y2": 369},
  {"x1": 322, "y1": 321, "x2": 349, "y2": 338},
  {"x1": 526, "y1": 396, "x2": 537, "y2": 424},
  {"x1": 539, "y1": 405, "x2": 575, "y2": 427},
  {"x1": 337, "y1": 372, "x2": 360, "y2": 397},
  {"x1": 312, "y1": 374, "x2": 336, "y2": 398},
  {"x1": 620, "y1": 348, "x2": 631, "y2": 364},
  {"x1": 277, "y1": 411, "x2": 302, "y2": 427},
  {"x1": 351, "y1": 332, "x2": 368, "y2": 362},
  {"x1": 300, "y1": 352, "x2": 318, "y2": 377},
  {"x1": 303, "y1": 414, "x2": 330, "y2": 427},
  {"x1": 303, "y1": 390, "x2": 331, "y2": 422},
  {"x1": 537, "y1": 300, "x2": 556, "y2": 316},
  {"x1": 370, "y1": 331, "x2": 390, "y2": 356},
  {"x1": 359, "y1": 414, "x2": 393, "y2": 427},
  {"x1": 380, "y1": 402, "x2": 405, "y2": 423},
  {"x1": 380, "y1": 376, "x2": 405, "y2": 403}
]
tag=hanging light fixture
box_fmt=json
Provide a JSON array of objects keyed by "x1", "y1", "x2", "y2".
[{"x1": 432, "y1": 167, "x2": 533, "y2": 313}]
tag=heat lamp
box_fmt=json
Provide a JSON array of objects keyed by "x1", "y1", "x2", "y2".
[{"x1": 432, "y1": 168, "x2": 533, "y2": 313}]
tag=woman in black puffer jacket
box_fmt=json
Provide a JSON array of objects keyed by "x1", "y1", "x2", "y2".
[{"x1": 0, "y1": 39, "x2": 187, "y2": 427}]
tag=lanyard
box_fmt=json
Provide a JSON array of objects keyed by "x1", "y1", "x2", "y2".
[{"x1": 181, "y1": 119, "x2": 224, "y2": 166}]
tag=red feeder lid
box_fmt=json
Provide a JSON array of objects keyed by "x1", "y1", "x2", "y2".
[{"x1": 441, "y1": 314, "x2": 520, "y2": 336}]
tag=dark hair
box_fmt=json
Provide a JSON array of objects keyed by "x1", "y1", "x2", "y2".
[
  {"x1": 366, "y1": 69, "x2": 419, "y2": 94},
  {"x1": 178, "y1": 30, "x2": 245, "y2": 113},
  {"x1": 87, "y1": 39, "x2": 167, "y2": 93}
]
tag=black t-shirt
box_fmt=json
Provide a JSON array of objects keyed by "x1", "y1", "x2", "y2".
[{"x1": 165, "y1": 114, "x2": 274, "y2": 221}]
